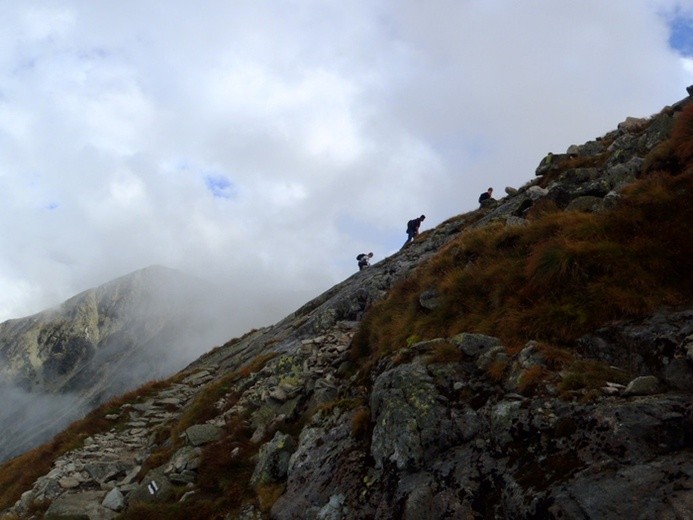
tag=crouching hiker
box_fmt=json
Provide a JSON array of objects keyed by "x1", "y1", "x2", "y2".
[
  {"x1": 402, "y1": 214, "x2": 426, "y2": 249},
  {"x1": 478, "y1": 187, "x2": 494, "y2": 207},
  {"x1": 357, "y1": 252, "x2": 374, "y2": 271}
]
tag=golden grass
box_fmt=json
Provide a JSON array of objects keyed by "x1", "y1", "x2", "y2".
[
  {"x1": 351, "y1": 406, "x2": 371, "y2": 440},
  {"x1": 486, "y1": 359, "x2": 509, "y2": 382},
  {"x1": 351, "y1": 108, "x2": 693, "y2": 371},
  {"x1": 256, "y1": 484, "x2": 285, "y2": 512},
  {"x1": 425, "y1": 342, "x2": 462, "y2": 364},
  {"x1": 558, "y1": 360, "x2": 629, "y2": 393},
  {"x1": 517, "y1": 365, "x2": 546, "y2": 396}
]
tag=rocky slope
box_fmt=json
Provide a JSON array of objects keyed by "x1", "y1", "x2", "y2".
[
  {"x1": 0, "y1": 265, "x2": 232, "y2": 462},
  {"x1": 1, "y1": 90, "x2": 691, "y2": 520}
]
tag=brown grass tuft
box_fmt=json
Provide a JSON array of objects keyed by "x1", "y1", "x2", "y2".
[
  {"x1": 517, "y1": 365, "x2": 545, "y2": 396},
  {"x1": 351, "y1": 406, "x2": 371, "y2": 440},
  {"x1": 426, "y1": 341, "x2": 462, "y2": 364},
  {"x1": 486, "y1": 358, "x2": 509, "y2": 382},
  {"x1": 256, "y1": 484, "x2": 285, "y2": 512},
  {"x1": 558, "y1": 360, "x2": 629, "y2": 392}
]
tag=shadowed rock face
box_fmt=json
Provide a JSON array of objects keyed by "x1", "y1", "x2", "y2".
[{"x1": 0, "y1": 265, "x2": 232, "y2": 461}]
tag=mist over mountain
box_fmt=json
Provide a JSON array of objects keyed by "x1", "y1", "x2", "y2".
[{"x1": 0, "y1": 265, "x2": 236, "y2": 461}]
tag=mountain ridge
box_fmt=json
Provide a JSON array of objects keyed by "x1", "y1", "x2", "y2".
[
  {"x1": 0, "y1": 265, "x2": 234, "y2": 462},
  {"x1": 1, "y1": 88, "x2": 692, "y2": 519}
]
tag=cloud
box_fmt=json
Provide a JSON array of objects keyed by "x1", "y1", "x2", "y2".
[{"x1": 0, "y1": 0, "x2": 691, "y2": 338}]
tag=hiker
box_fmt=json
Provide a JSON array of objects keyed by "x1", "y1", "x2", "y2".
[
  {"x1": 478, "y1": 187, "x2": 494, "y2": 206},
  {"x1": 356, "y1": 252, "x2": 374, "y2": 271},
  {"x1": 402, "y1": 214, "x2": 426, "y2": 248}
]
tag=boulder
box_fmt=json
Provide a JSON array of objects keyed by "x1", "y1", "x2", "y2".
[
  {"x1": 251, "y1": 432, "x2": 297, "y2": 487},
  {"x1": 370, "y1": 363, "x2": 471, "y2": 470},
  {"x1": 526, "y1": 185, "x2": 548, "y2": 200},
  {"x1": 43, "y1": 491, "x2": 112, "y2": 520},
  {"x1": 565, "y1": 196, "x2": 604, "y2": 213},
  {"x1": 624, "y1": 376, "x2": 660, "y2": 396},
  {"x1": 419, "y1": 288, "x2": 441, "y2": 310},
  {"x1": 126, "y1": 469, "x2": 175, "y2": 505},
  {"x1": 185, "y1": 424, "x2": 223, "y2": 446},
  {"x1": 450, "y1": 333, "x2": 502, "y2": 358},
  {"x1": 102, "y1": 487, "x2": 125, "y2": 512}
]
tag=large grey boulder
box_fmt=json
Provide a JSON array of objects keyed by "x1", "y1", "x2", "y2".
[
  {"x1": 43, "y1": 491, "x2": 113, "y2": 520},
  {"x1": 370, "y1": 364, "x2": 472, "y2": 470}
]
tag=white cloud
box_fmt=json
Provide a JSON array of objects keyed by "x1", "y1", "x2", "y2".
[{"x1": 0, "y1": 0, "x2": 691, "y2": 338}]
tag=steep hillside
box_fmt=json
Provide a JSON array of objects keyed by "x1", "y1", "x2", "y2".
[
  {"x1": 0, "y1": 266, "x2": 233, "y2": 462},
  {"x1": 1, "y1": 90, "x2": 691, "y2": 520}
]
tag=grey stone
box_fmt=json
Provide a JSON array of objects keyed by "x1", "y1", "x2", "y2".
[
  {"x1": 566, "y1": 144, "x2": 580, "y2": 156},
  {"x1": 419, "y1": 288, "x2": 441, "y2": 310},
  {"x1": 450, "y1": 332, "x2": 502, "y2": 358},
  {"x1": 127, "y1": 469, "x2": 175, "y2": 505},
  {"x1": 167, "y1": 445, "x2": 202, "y2": 473},
  {"x1": 505, "y1": 216, "x2": 527, "y2": 227},
  {"x1": 84, "y1": 462, "x2": 128, "y2": 484},
  {"x1": 370, "y1": 364, "x2": 468, "y2": 470},
  {"x1": 251, "y1": 431, "x2": 297, "y2": 487},
  {"x1": 526, "y1": 185, "x2": 548, "y2": 200},
  {"x1": 685, "y1": 334, "x2": 693, "y2": 363},
  {"x1": 624, "y1": 376, "x2": 660, "y2": 396},
  {"x1": 101, "y1": 487, "x2": 125, "y2": 512},
  {"x1": 476, "y1": 345, "x2": 508, "y2": 371},
  {"x1": 58, "y1": 476, "x2": 80, "y2": 489},
  {"x1": 185, "y1": 424, "x2": 223, "y2": 446},
  {"x1": 43, "y1": 491, "x2": 112, "y2": 520},
  {"x1": 565, "y1": 195, "x2": 604, "y2": 213},
  {"x1": 617, "y1": 116, "x2": 647, "y2": 132},
  {"x1": 316, "y1": 493, "x2": 346, "y2": 520}
]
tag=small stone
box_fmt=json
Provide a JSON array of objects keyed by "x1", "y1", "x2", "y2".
[
  {"x1": 185, "y1": 424, "x2": 223, "y2": 446},
  {"x1": 102, "y1": 487, "x2": 125, "y2": 512},
  {"x1": 624, "y1": 375, "x2": 660, "y2": 396},
  {"x1": 58, "y1": 476, "x2": 80, "y2": 489}
]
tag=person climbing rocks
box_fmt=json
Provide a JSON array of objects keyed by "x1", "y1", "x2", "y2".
[
  {"x1": 356, "y1": 252, "x2": 374, "y2": 271},
  {"x1": 402, "y1": 214, "x2": 426, "y2": 249},
  {"x1": 478, "y1": 187, "x2": 494, "y2": 206}
]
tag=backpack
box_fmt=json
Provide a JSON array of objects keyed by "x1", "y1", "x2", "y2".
[
  {"x1": 357, "y1": 254, "x2": 366, "y2": 261},
  {"x1": 406, "y1": 219, "x2": 416, "y2": 233}
]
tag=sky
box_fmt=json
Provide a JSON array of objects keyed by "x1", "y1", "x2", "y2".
[{"x1": 0, "y1": 0, "x2": 692, "y2": 337}]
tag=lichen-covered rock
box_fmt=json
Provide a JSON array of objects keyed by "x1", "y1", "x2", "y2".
[
  {"x1": 251, "y1": 431, "x2": 296, "y2": 487},
  {"x1": 272, "y1": 410, "x2": 367, "y2": 520},
  {"x1": 370, "y1": 364, "x2": 471, "y2": 470}
]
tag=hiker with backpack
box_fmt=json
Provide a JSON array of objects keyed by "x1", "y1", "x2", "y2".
[
  {"x1": 356, "y1": 252, "x2": 374, "y2": 271},
  {"x1": 402, "y1": 214, "x2": 426, "y2": 249},
  {"x1": 478, "y1": 187, "x2": 494, "y2": 206}
]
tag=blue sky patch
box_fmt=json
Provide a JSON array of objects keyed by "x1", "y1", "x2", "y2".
[
  {"x1": 669, "y1": 16, "x2": 693, "y2": 56},
  {"x1": 204, "y1": 174, "x2": 236, "y2": 199}
]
